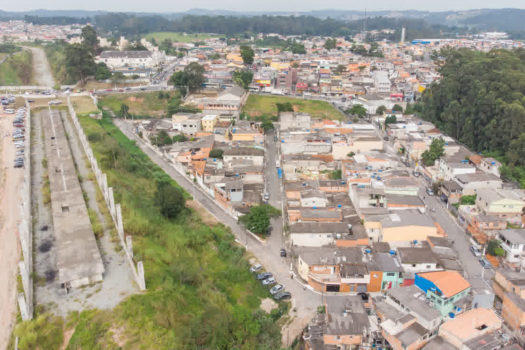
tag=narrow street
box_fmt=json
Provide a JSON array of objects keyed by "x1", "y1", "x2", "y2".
[{"x1": 114, "y1": 119, "x2": 323, "y2": 344}]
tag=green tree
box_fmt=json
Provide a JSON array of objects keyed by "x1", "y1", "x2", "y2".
[
  {"x1": 347, "y1": 104, "x2": 367, "y2": 118},
  {"x1": 376, "y1": 105, "x2": 387, "y2": 114},
  {"x1": 334, "y1": 64, "x2": 346, "y2": 75},
  {"x1": 119, "y1": 103, "x2": 130, "y2": 118},
  {"x1": 169, "y1": 62, "x2": 205, "y2": 94},
  {"x1": 421, "y1": 137, "x2": 445, "y2": 166},
  {"x1": 209, "y1": 149, "x2": 224, "y2": 158},
  {"x1": 173, "y1": 134, "x2": 188, "y2": 143},
  {"x1": 384, "y1": 115, "x2": 397, "y2": 126},
  {"x1": 330, "y1": 169, "x2": 342, "y2": 179},
  {"x1": 154, "y1": 180, "x2": 185, "y2": 219},
  {"x1": 95, "y1": 62, "x2": 111, "y2": 80},
  {"x1": 232, "y1": 69, "x2": 253, "y2": 90},
  {"x1": 392, "y1": 104, "x2": 403, "y2": 112},
  {"x1": 488, "y1": 239, "x2": 505, "y2": 257},
  {"x1": 239, "y1": 204, "x2": 280, "y2": 235},
  {"x1": 240, "y1": 45, "x2": 254, "y2": 65},
  {"x1": 150, "y1": 130, "x2": 174, "y2": 146},
  {"x1": 81, "y1": 25, "x2": 98, "y2": 55},
  {"x1": 324, "y1": 38, "x2": 337, "y2": 50},
  {"x1": 65, "y1": 43, "x2": 96, "y2": 84},
  {"x1": 260, "y1": 118, "x2": 274, "y2": 133}
]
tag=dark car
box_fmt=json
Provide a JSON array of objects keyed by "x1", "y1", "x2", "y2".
[
  {"x1": 273, "y1": 291, "x2": 291, "y2": 300},
  {"x1": 256, "y1": 272, "x2": 273, "y2": 280},
  {"x1": 358, "y1": 292, "x2": 369, "y2": 301},
  {"x1": 280, "y1": 249, "x2": 287, "y2": 257}
]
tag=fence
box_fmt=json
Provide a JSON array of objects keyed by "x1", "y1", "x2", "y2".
[
  {"x1": 17, "y1": 102, "x2": 33, "y2": 321},
  {"x1": 67, "y1": 96, "x2": 146, "y2": 291}
]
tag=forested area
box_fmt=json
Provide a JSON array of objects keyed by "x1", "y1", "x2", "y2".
[
  {"x1": 421, "y1": 48, "x2": 525, "y2": 186},
  {"x1": 89, "y1": 13, "x2": 461, "y2": 40}
]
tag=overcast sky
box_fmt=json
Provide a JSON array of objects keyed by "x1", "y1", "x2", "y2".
[{"x1": 3, "y1": 0, "x2": 525, "y2": 12}]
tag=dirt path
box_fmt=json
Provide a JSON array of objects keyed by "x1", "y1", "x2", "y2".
[
  {"x1": 27, "y1": 47, "x2": 55, "y2": 87},
  {"x1": 0, "y1": 113, "x2": 24, "y2": 349}
]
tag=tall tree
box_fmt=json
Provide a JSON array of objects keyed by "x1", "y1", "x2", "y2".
[
  {"x1": 323, "y1": 38, "x2": 337, "y2": 50},
  {"x1": 421, "y1": 137, "x2": 445, "y2": 166},
  {"x1": 65, "y1": 43, "x2": 96, "y2": 84},
  {"x1": 232, "y1": 70, "x2": 253, "y2": 90},
  {"x1": 240, "y1": 45, "x2": 254, "y2": 65},
  {"x1": 169, "y1": 62, "x2": 205, "y2": 94},
  {"x1": 347, "y1": 104, "x2": 367, "y2": 118},
  {"x1": 81, "y1": 25, "x2": 98, "y2": 55}
]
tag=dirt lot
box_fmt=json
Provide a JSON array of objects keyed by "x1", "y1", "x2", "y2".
[{"x1": 0, "y1": 111, "x2": 25, "y2": 349}]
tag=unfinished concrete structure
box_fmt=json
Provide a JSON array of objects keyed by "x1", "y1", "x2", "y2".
[{"x1": 42, "y1": 108, "x2": 104, "y2": 290}]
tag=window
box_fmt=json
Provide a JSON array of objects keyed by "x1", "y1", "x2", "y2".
[{"x1": 386, "y1": 272, "x2": 395, "y2": 277}]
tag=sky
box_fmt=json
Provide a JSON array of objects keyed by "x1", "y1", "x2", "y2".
[{"x1": 2, "y1": 0, "x2": 525, "y2": 12}]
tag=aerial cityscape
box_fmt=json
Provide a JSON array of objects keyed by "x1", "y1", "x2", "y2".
[{"x1": 1, "y1": 2, "x2": 525, "y2": 350}]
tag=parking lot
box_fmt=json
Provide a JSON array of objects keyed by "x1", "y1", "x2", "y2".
[{"x1": 0, "y1": 98, "x2": 27, "y2": 349}]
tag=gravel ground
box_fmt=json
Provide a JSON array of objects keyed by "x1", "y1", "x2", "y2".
[{"x1": 27, "y1": 47, "x2": 55, "y2": 87}]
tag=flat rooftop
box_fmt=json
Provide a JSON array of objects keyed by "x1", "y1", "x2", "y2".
[{"x1": 43, "y1": 109, "x2": 104, "y2": 286}]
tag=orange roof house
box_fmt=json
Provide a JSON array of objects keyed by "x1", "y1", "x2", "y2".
[{"x1": 416, "y1": 271, "x2": 470, "y2": 298}]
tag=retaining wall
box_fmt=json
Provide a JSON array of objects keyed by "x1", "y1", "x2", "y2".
[{"x1": 66, "y1": 97, "x2": 146, "y2": 291}]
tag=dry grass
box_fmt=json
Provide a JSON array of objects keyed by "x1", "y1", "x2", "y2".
[
  {"x1": 187, "y1": 200, "x2": 219, "y2": 225},
  {"x1": 70, "y1": 96, "x2": 98, "y2": 115}
]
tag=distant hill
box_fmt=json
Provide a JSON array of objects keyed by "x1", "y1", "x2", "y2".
[{"x1": 1, "y1": 8, "x2": 525, "y2": 33}]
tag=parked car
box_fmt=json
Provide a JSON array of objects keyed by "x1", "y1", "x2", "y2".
[
  {"x1": 280, "y1": 249, "x2": 287, "y2": 257},
  {"x1": 426, "y1": 188, "x2": 434, "y2": 196},
  {"x1": 263, "y1": 193, "x2": 270, "y2": 201},
  {"x1": 14, "y1": 162, "x2": 23, "y2": 168},
  {"x1": 273, "y1": 291, "x2": 291, "y2": 300},
  {"x1": 270, "y1": 284, "x2": 284, "y2": 295},
  {"x1": 412, "y1": 171, "x2": 421, "y2": 177},
  {"x1": 256, "y1": 272, "x2": 273, "y2": 280},
  {"x1": 250, "y1": 264, "x2": 262, "y2": 273},
  {"x1": 262, "y1": 277, "x2": 276, "y2": 286},
  {"x1": 470, "y1": 246, "x2": 482, "y2": 257},
  {"x1": 479, "y1": 257, "x2": 492, "y2": 269}
]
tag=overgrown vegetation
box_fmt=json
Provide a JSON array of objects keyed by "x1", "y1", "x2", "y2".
[
  {"x1": 421, "y1": 137, "x2": 445, "y2": 166},
  {"x1": 99, "y1": 91, "x2": 178, "y2": 118},
  {"x1": 15, "y1": 113, "x2": 283, "y2": 348},
  {"x1": 488, "y1": 239, "x2": 506, "y2": 257},
  {"x1": 421, "y1": 48, "x2": 525, "y2": 187},
  {"x1": 244, "y1": 94, "x2": 343, "y2": 120},
  {"x1": 0, "y1": 49, "x2": 33, "y2": 85},
  {"x1": 239, "y1": 204, "x2": 281, "y2": 236}
]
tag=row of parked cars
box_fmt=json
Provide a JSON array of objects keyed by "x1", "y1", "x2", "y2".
[
  {"x1": 12, "y1": 108, "x2": 26, "y2": 168},
  {"x1": 250, "y1": 263, "x2": 291, "y2": 300},
  {"x1": 470, "y1": 245, "x2": 493, "y2": 269}
]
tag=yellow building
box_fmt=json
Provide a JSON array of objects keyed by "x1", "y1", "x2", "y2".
[{"x1": 201, "y1": 114, "x2": 219, "y2": 132}]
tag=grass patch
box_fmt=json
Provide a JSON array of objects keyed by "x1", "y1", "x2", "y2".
[
  {"x1": 70, "y1": 96, "x2": 98, "y2": 115},
  {"x1": 15, "y1": 112, "x2": 284, "y2": 349},
  {"x1": 98, "y1": 92, "x2": 176, "y2": 118},
  {"x1": 144, "y1": 32, "x2": 222, "y2": 43},
  {"x1": 0, "y1": 49, "x2": 33, "y2": 85},
  {"x1": 243, "y1": 94, "x2": 344, "y2": 120},
  {"x1": 88, "y1": 208, "x2": 104, "y2": 239},
  {"x1": 41, "y1": 172, "x2": 51, "y2": 205}
]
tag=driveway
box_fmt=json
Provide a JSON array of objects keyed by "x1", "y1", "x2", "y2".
[{"x1": 114, "y1": 119, "x2": 323, "y2": 343}]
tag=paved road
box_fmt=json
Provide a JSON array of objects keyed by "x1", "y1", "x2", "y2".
[
  {"x1": 420, "y1": 186, "x2": 494, "y2": 283},
  {"x1": 27, "y1": 47, "x2": 55, "y2": 87},
  {"x1": 114, "y1": 119, "x2": 322, "y2": 341}
]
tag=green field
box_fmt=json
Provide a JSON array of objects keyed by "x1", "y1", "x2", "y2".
[
  {"x1": 99, "y1": 92, "x2": 176, "y2": 118},
  {"x1": 0, "y1": 50, "x2": 33, "y2": 85},
  {"x1": 13, "y1": 113, "x2": 284, "y2": 349},
  {"x1": 144, "y1": 32, "x2": 222, "y2": 43},
  {"x1": 243, "y1": 94, "x2": 344, "y2": 120}
]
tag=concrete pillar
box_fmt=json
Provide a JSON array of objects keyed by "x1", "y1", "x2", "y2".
[
  {"x1": 137, "y1": 261, "x2": 146, "y2": 290},
  {"x1": 17, "y1": 293, "x2": 30, "y2": 321},
  {"x1": 126, "y1": 235, "x2": 133, "y2": 258},
  {"x1": 108, "y1": 187, "x2": 116, "y2": 219},
  {"x1": 102, "y1": 174, "x2": 109, "y2": 201},
  {"x1": 116, "y1": 204, "x2": 124, "y2": 240}
]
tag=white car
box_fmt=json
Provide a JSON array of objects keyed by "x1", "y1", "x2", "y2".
[
  {"x1": 262, "y1": 277, "x2": 276, "y2": 286},
  {"x1": 250, "y1": 264, "x2": 262, "y2": 273},
  {"x1": 270, "y1": 284, "x2": 284, "y2": 295},
  {"x1": 470, "y1": 246, "x2": 482, "y2": 257}
]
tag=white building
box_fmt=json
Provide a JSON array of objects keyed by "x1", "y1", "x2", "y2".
[{"x1": 97, "y1": 50, "x2": 166, "y2": 70}]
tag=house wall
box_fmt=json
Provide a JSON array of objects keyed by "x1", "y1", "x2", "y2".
[
  {"x1": 349, "y1": 139, "x2": 384, "y2": 153},
  {"x1": 368, "y1": 270, "x2": 383, "y2": 292},
  {"x1": 502, "y1": 294, "x2": 525, "y2": 332},
  {"x1": 381, "y1": 272, "x2": 403, "y2": 290},
  {"x1": 323, "y1": 334, "x2": 362, "y2": 346},
  {"x1": 401, "y1": 262, "x2": 440, "y2": 274}
]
